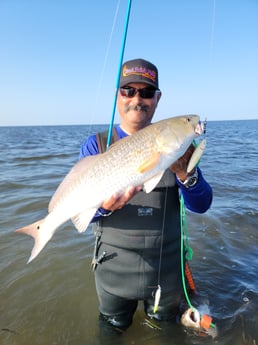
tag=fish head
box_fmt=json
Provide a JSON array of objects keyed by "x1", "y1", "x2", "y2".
[
  {"x1": 155, "y1": 115, "x2": 202, "y2": 156},
  {"x1": 181, "y1": 307, "x2": 201, "y2": 330},
  {"x1": 165, "y1": 114, "x2": 202, "y2": 138},
  {"x1": 181, "y1": 307, "x2": 218, "y2": 339}
]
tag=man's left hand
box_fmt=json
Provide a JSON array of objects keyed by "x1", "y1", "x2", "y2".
[{"x1": 170, "y1": 144, "x2": 195, "y2": 182}]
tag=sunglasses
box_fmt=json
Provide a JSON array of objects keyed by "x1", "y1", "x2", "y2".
[{"x1": 119, "y1": 87, "x2": 159, "y2": 99}]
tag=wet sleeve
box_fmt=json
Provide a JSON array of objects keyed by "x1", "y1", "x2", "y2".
[{"x1": 177, "y1": 167, "x2": 213, "y2": 214}]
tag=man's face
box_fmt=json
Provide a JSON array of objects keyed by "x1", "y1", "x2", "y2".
[{"x1": 117, "y1": 82, "x2": 162, "y2": 133}]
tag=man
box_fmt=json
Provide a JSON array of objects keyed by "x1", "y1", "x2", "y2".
[{"x1": 79, "y1": 58, "x2": 212, "y2": 330}]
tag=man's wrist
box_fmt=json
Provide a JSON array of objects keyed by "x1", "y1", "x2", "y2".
[
  {"x1": 97, "y1": 207, "x2": 113, "y2": 217},
  {"x1": 178, "y1": 169, "x2": 198, "y2": 188}
]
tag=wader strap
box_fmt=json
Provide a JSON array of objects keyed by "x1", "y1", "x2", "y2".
[{"x1": 96, "y1": 127, "x2": 119, "y2": 153}]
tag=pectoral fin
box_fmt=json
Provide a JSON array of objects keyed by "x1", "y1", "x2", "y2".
[
  {"x1": 143, "y1": 171, "x2": 164, "y2": 193},
  {"x1": 137, "y1": 153, "x2": 161, "y2": 174},
  {"x1": 71, "y1": 208, "x2": 98, "y2": 233}
]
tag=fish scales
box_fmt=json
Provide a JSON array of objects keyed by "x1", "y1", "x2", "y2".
[{"x1": 16, "y1": 115, "x2": 203, "y2": 263}]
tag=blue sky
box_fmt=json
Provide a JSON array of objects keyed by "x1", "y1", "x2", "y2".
[{"x1": 1, "y1": 0, "x2": 257, "y2": 126}]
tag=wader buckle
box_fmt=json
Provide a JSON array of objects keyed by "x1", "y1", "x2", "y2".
[
  {"x1": 91, "y1": 251, "x2": 106, "y2": 271},
  {"x1": 91, "y1": 232, "x2": 106, "y2": 271}
]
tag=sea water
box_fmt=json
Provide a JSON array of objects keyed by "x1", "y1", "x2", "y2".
[{"x1": 0, "y1": 120, "x2": 257, "y2": 345}]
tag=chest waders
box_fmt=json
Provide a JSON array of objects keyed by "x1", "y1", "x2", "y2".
[{"x1": 92, "y1": 129, "x2": 196, "y2": 325}]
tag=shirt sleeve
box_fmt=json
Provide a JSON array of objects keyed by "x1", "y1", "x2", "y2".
[
  {"x1": 79, "y1": 134, "x2": 99, "y2": 158},
  {"x1": 176, "y1": 167, "x2": 213, "y2": 213},
  {"x1": 79, "y1": 134, "x2": 111, "y2": 221}
]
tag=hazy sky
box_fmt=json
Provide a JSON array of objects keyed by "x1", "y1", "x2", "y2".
[{"x1": 1, "y1": 0, "x2": 257, "y2": 126}]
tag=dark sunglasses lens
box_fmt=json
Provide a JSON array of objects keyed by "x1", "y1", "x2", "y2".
[
  {"x1": 120, "y1": 87, "x2": 156, "y2": 99},
  {"x1": 139, "y1": 88, "x2": 156, "y2": 98},
  {"x1": 120, "y1": 88, "x2": 135, "y2": 97}
]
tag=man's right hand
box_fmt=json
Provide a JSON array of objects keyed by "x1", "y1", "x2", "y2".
[{"x1": 101, "y1": 186, "x2": 142, "y2": 212}]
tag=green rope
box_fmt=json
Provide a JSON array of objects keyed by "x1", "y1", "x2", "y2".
[
  {"x1": 180, "y1": 194, "x2": 216, "y2": 328},
  {"x1": 180, "y1": 194, "x2": 196, "y2": 311}
]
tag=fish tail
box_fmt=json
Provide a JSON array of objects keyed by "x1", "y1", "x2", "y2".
[{"x1": 16, "y1": 218, "x2": 51, "y2": 263}]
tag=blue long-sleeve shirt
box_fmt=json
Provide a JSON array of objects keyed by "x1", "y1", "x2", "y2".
[{"x1": 79, "y1": 125, "x2": 212, "y2": 220}]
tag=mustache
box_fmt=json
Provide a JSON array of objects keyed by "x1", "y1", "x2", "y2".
[{"x1": 124, "y1": 104, "x2": 149, "y2": 113}]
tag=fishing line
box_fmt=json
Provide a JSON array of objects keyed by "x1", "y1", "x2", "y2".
[
  {"x1": 209, "y1": 0, "x2": 216, "y2": 69},
  {"x1": 152, "y1": 187, "x2": 168, "y2": 313},
  {"x1": 157, "y1": 187, "x2": 168, "y2": 283},
  {"x1": 106, "y1": 0, "x2": 132, "y2": 149},
  {"x1": 85, "y1": 0, "x2": 121, "y2": 138}
]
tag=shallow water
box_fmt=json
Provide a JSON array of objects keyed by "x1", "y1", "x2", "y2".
[{"x1": 0, "y1": 120, "x2": 258, "y2": 345}]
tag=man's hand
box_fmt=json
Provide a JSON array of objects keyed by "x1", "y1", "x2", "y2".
[
  {"x1": 101, "y1": 185, "x2": 142, "y2": 212},
  {"x1": 170, "y1": 144, "x2": 196, "y2": 182}
]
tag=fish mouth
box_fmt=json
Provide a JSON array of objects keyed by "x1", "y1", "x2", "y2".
[
  {"x1": 181, "y1": 308, "x2": 200, "y2": 329},
  {"x1": 194, "y1": 121, "x2": 205, "y2": 136}
]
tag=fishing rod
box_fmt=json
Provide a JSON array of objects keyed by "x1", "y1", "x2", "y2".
[{"x1": 106, "y1": 0, "x2": 132, "y2": 149}]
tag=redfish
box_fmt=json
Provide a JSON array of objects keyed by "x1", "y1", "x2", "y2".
[{"x1": 16, "y1": 115, "x2": 204, "y2": 263}]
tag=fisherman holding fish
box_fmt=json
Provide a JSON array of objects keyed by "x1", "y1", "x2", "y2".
[
  {"x1": 17, "y1": 58, "x2": 213, "y2": 334},
  {"x1": 79, "y1": 59, "x2": 213, "y2": 331}
]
